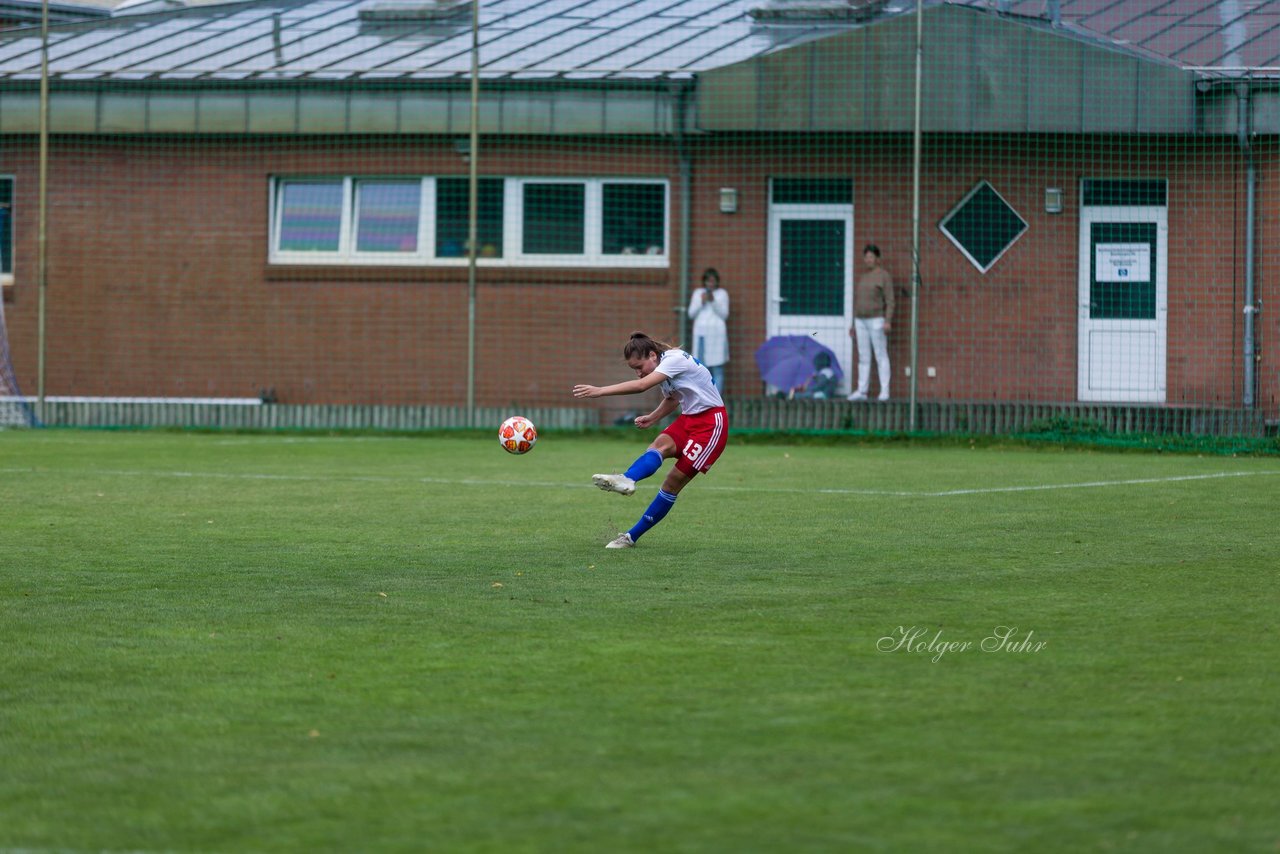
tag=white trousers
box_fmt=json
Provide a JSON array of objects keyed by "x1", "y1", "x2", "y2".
[{"x1": 853, "y1": 316, "x2": 890, "y2": 399}]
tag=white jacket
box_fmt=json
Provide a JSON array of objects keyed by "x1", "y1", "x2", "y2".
[{"x1": 687, "y1": 286, "x2": 730, "y2": 368}]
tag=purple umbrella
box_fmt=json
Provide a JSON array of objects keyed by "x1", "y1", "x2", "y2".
[{"x1": 754, "y1": 335, "x2": 844, "y2": 390}]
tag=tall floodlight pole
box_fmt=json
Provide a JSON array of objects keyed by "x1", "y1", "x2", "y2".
[
  {"x1": 36, "y1": 0, "x2": 50, "y2": 411},
  {"x1": 908, "y1": 0, "x2": 923, "y2": 430},
  {"x1": 465, "y1": 0, "x2": 480, "y2": 427}
]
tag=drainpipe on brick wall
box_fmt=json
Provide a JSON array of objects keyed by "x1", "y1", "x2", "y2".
[{"x1": 1237, "y1": 82, "x2": 1258, "y2": 408}]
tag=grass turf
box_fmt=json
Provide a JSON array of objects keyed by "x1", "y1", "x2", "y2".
[{"x1": 1, "y1": 429, "x2": 1277, "y2": 852}]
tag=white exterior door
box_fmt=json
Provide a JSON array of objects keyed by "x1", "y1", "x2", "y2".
[
  {"x1": 1077, "y1": 205, "x2": 1167, "y2": 402},
  {"x1": 766, "y1": 204, "x2": 854, "y2": 394}
]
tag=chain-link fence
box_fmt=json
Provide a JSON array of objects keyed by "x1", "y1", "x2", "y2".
[{"x1": 0, "y1": 0, "x2": 1274, "y2": 436}]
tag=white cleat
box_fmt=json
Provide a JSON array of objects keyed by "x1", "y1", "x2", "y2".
[
  {"x1": 605, "y1": 532, "x2": 635, "y2": 549},
  {"x1": 592, "y1": 473, "x2": 636, "y2": 496}
]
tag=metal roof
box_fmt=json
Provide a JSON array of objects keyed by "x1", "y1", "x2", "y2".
[
  {"x1": 0, "y1": 0, "x2": 904, "y2": 82},
  {"x1": 953, "y1": 0, "x2": 1280, "y2": 70},
  {"x1": 0, "y1": 0, "x2": 1274, "y2": 83},
  {"x1": 0, "y1": 0, "x2": 1275, "y2": 82},
  {"x1": 1, "y1": 0, "x2": 1275, "y2": 141},
  {"x1": 0, "y1": 0, "x2": 111, "y2": 25}
]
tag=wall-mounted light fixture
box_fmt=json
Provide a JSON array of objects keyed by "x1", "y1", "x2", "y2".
[
  {"x1": 1044, "y1": 187, "x2": 1064, "y2": 214},
  {"x1": 719, "y1": 187, "x2": 738, "y2": 214}
]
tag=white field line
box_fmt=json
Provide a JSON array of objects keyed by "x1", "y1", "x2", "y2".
[{"x1": 1, "y1": 467, "x2": 1278, "y2": 497}]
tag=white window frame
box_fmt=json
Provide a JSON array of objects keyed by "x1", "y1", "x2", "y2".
[
  {"x1": 270, "y1": 177, "x2": 350, "y2": 264},
  {"x1": 599, "y1": 178, "x2": 670, "y2": 265},
  {"x1": 352, "y1": 178, "x2": 430, "y2": 261},
  {"x1": 432, "y1": 175, "x2": 502, "y2": 263},
  {"x1": 508, "y1": 178, "x2": 590, "y2": 263},
  {"x1": 269, "y1": 176, "x2": 669, "y2": 268},
  {"x1": 937, "y1": 180, "x2": 1028, "y2": 274}
]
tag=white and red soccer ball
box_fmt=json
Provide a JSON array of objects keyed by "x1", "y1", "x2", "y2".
[{"x1": 499, "y1": 415, "x2": 538, "y2": 455}]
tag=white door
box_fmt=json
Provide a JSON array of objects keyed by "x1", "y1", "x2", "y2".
[
  {"x1": 766, "y1": 204, "x2": 854, "y2": 394},
  {"x1": 1077, "y1": 205, "x2": 1167, "y2": 402}
]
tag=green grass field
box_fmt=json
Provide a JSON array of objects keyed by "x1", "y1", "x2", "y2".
[{"x1": 1, "y1": 428, "x2": 1277, "y2": 852}]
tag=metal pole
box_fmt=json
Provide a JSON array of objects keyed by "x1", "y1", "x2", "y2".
[
  {"x1": 675, "y1": 83, "x2": 692, "y2": 348},
  {"x1": 36, "y1": 0, "x2": 50, "y2": 409},
  {"x1": 908, "y1": 0, "x2": 923, "y2": 430},
  {"x1": 466, "y1": 0, "x2": 480, "y2": 427},
  {"x1": 1237, "y1": 81, "x2": 1257, "y2": 407}
]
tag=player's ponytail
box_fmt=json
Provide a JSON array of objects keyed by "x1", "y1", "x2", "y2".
[{"x1": 623, "y1": 331, "x2": 673, "y2": 361}]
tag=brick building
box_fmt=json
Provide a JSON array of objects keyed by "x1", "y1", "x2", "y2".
[{"x1": 0, "y1": 0, "x2": 1275, "y2": 423}]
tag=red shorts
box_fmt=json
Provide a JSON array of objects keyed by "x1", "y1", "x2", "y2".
[{"x1": 662, "y1": 406, "x2": 729, "y2": 476}]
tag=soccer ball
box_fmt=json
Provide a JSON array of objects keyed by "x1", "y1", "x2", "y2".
[{"x1": 499, "y1": 415, "x2": 538, "y2": 455}]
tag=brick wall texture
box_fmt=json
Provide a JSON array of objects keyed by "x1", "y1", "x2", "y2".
[{"x1": 2, "y1": 133, "x2": 1274, "y2": 418}]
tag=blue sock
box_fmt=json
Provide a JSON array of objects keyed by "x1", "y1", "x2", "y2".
[
  {"x1": 624, "y1": 448, "x2": 664, "y2": 482},
  {"x1": 628, "y1": 489, "x2": 677, "y2": 542}
]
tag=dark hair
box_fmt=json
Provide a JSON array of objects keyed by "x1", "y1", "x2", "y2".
[
  {"x1": 863, "y1": 244, "x2": 881, "y2": 257},
  {"x1": 814, "y1": 352, "x2": 832, "y2": 369},
  {"x1": 701, "y1": 267, "x2": 720, "y2": 286},
  {"x1": 623, "y1": 331, "x2": 674, "y2": 361}
]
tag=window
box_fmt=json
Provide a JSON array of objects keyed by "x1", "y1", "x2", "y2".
[
  {"x1": 436, "y1": 178, "x2": 504, "y2": 258},
  {"x1": 603, "y1": 182, "x2": 666, "y2": 256},
  {"x1": 509, "y1": 178, "x2": 667, "y2": 264},
  {"x1": 522, "y1": 182, "x2": 585, "y2": 255},
  {"x1": 771, "y1": 178, "x2": 852, "y2": 205},
  {"x1": 270, "y1": 176, "x2": 668, "y2": 267},
  {"x1": 938, "y1": 181, "x2": 1027, "y2": 273},
  {"x1": 1082, "y1": 179, "x2": 1166, "y2": 207},
  {"x1": 274, "y1": 178, "x2": 424, "y2": 261},
  {"x1": 355, "y1": 181, "x2": 421, "y2": 253},
  {"x1": 277, "y1": 180, "x2": 344, "y2": 253},
  {"x1": 2, "y1": 177, "x2": 14, "y2": 286},
  {"x1": 1089, "y1": 221, "x2": 1157, "y2": 320},
  {"x1": 780, "y1": 219, "x2": 846, "y2": 316}
]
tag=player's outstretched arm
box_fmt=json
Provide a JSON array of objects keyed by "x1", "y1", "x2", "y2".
[{"x1": 573, "y1": 371, "x2": 667, "y2": 399}]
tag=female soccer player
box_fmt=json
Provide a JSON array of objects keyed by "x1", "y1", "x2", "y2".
[{"x1": 572, "y1": 331, "x2": 729, "y2": 549}]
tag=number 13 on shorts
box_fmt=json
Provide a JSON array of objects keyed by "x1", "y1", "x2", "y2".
[{"x1": 662, "y1": 407, "x2": 728, "y2": 476}]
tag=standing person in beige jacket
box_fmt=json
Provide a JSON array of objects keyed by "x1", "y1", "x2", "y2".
[{"x1": 848, "y1": 244, "x2": 894, "y2": 401}]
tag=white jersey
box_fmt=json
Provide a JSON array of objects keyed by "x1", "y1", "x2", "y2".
[{"x1": 653, "y1": 349, "x2": 724, "y2": 414}]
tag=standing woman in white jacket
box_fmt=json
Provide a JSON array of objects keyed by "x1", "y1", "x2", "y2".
[{"x1": 687, "y1": 267, "x2": 730, "y2": 391}]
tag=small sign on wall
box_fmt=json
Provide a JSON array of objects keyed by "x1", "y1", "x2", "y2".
[{"x1": 1095, "y1": 243, "x2": 1151, "y2": 282}]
